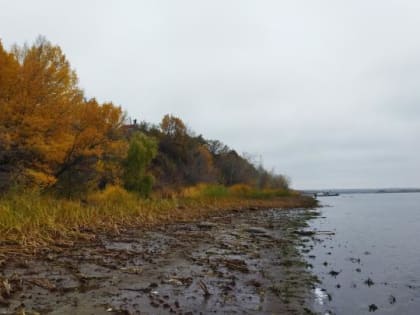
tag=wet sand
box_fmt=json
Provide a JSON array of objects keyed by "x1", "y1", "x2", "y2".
[{"x1": 0, "y1": 208, "x2": 319, "y2": 315}]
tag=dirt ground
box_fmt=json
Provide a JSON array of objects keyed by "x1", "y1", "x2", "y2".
[{"x1": 0, "y1": 208, "x2": 319, "y2": 315}]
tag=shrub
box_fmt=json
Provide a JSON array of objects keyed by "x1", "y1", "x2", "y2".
[
  {"x1": 228, "y1": 184, "x2": 253, "y2": 197},
  {"x1": 182, "y1": 183, "x2": 228, "y2": 198},
  {"x1": 87, "y1": 185, "x2": 135, "y2": 206},
  {"x1": 123, "y1": 132, "x2": 157, "y2": 197}
]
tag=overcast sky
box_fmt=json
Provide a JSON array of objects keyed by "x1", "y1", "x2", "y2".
[{"x1": 1, "y1": 1, "x2": 419, "y2": 189}]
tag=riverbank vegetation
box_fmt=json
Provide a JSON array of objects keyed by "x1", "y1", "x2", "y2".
[
  {"x1": 0, "y1": 187, "x2": 315, "y2": 248},
  {"x1": 0, "y1": 37, "x2": 314, "y2": 246}
]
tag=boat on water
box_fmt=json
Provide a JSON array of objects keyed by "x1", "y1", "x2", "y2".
[{"x1": 315, "y1": 191, "x2": 340, "y2": 197}]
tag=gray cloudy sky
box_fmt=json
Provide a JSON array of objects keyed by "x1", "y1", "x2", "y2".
[{"x1": 1, "y1": 1, "x2": 419, "y2": 189}]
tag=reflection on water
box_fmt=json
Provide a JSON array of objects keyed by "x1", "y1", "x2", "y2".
[
  {"x1": 314, "y1": 287, "x2": 329, "y2": 306},
  {"x1": 303, "y1": 193, "x2": 420, "y2": 315}
]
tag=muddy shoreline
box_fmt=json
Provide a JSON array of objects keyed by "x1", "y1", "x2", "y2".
[{"x1": 0, "y1": 207, "x2": 320, "y2": 315}]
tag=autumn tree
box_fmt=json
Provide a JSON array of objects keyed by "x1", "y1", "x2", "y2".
[
  {"x1": 0, "y1": 37, "x2": 83, "y2": 187},
  {"x1": 0, "y1": 37, "x2": 127, "y2": 194},
  {"x1": 212, "y1": 149, "x2": 260, "y2": 186},
  {"x1": 152, "y1": 114, "x2": 220, "y2": 188},
  {"x1": 123, "y1": 132, "x2": 157, "y2": 197},
  {"x1": 160, "y1": 114, "x2": 187, "y2": 138},
  {"x1": 184, "y1": 144, "x2": 218, "y2": 184},
  {"x1": 0, "y1": 41, "x2": 20, "y2": 190},
  {"x1": 206, "y1": 140, "x2": 229, "y2": 156},
  {"x1": 54, "y1": 99, "x2": 127, "y2": 196},
  {"x1": 152, "y1": 115, "x2": 188, "y2": 187},
  {"x1": 0, "y1": 52, "x2": 17, "y2": 153}
]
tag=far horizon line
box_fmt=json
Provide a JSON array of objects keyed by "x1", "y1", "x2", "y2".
[{"x1": 296, "y1": 187, "x2": 420, "y2": 192}]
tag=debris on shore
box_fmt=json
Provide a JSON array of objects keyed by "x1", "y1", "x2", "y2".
[{"x1": 0, "y1": 208, "x2": 319, "y2": 314}]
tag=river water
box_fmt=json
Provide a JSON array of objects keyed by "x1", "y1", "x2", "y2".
[{"x1": 304, "y1": 193, "x2": 420, "y2": 314}]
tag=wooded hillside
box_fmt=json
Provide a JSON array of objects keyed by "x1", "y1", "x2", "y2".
[{"x1": 0, "y1": 37, "x2": 289, "y2": 198}]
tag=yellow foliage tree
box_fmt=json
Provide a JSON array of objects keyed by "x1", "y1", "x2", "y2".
[
  {"x1": 0, "y1": 37, "x2": 127, "y2": 193},
  {"x1": 0, "y1": 41, "x2": 20, "y2": 189}
]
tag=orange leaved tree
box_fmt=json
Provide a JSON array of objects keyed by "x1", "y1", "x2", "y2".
[{"x1": 0, "y1": 37, "x2": 127, "y2": 195}]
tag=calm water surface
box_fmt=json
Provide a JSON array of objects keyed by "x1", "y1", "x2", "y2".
[{"x1": 305, "y1": 193, "x2": 420, "y2": 314}]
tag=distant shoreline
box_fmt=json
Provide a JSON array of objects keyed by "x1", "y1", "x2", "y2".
[{"x1": 300, "y1": 188, "x2": 420, "y2": 195}]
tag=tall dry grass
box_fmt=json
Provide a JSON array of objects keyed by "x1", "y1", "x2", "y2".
[{"x1": 0, "y1": 185, "x2": 316, "y2": 248}]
